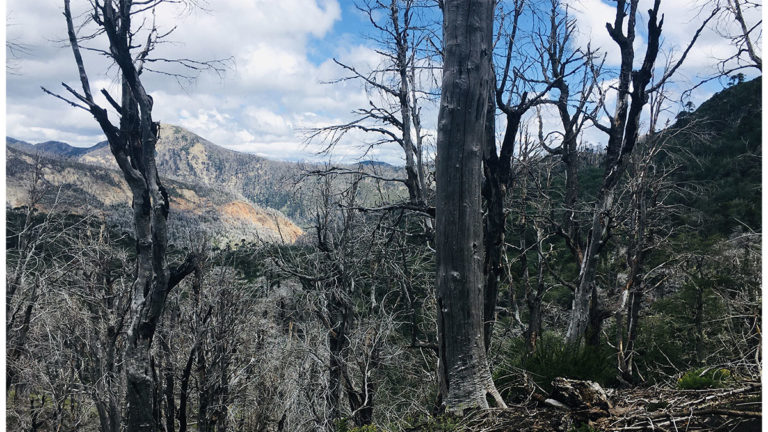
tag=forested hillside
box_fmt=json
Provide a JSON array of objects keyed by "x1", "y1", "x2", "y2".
[
  {"x1": 672, "y1": 77, "x2": 762, "y2": 236},
  {"x1": 5, "y1": 0, "x2": 761, "y2": 431}
]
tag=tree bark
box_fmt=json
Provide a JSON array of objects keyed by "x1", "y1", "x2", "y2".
[
  {"x1": 58, "y1": 2, "x2": 200, "y2": 430},
  {"x1": 436, "y1": 0, "x2": 506, "y2": 413}
]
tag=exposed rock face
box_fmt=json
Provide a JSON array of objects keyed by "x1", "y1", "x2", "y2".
[{"x1": 219, "y1": 201, "x2": 304, "y2": 243}]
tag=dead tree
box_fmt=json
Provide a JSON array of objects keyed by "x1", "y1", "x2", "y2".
[
  {"x1": 68, "y1": 221, "x2": 132, "y2": 432},
  {"x1": 307, "y1": 0, "x2": 436, "y2": 211},
  {"x1": 482, "y1": 0, "x2": 533, "y2": 352},
  {"x1": 273, "y1": 172, "x2": 400, "y2": 429},
  {"x1": 536, "y1": 0, "x2": 604, "y2": 266},
  {"x1": 48, "y1": 1, "x2": 202, "y2": 430},
  {"x1": 609, "y1": 82, "x2": 690, "y2": 381},
  {"x1": 436, "y1": 0, "x2": 505, "y2": 413},
  {"x1": 565, "y1": 0, "x2": 716, "y2": 346},
  {"x1": 482, "y1": 0, "x2": 600, "y2": 352},
  {"x1": 503, "y1": 131, "x2": 559, "y2": 353},
  {"x1": 712, "y1": 0, "x2": 762, "y2": 72},
  {"x1": 6, "y1": 160, "x2": 54, "y2": 393},
  {"x1": 614, "y1": 133, "x2": 681, "y2": 381}
]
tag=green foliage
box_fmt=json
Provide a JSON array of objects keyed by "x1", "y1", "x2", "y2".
[
  {"x1": 335, "y1": 419, "x2": 386, "y2": 432},
  {"x1": 496, "y1": 333, "x2": 617, "y2": 393},
  {"x1": 633, "y1": 313, "x2": 689, "y2": 381},
  {"x1": 633, "y1": 254, "x2": 732, "y2": 382},
  {"x1": 677, "y1": 368, "x2": 732, "y2": 390},
  {"x1": 669, "y1": 77, "x2": 762, "y2": 236},
  {"x1": 402, "y1": 415, "x2": 459, "y2": 432}
]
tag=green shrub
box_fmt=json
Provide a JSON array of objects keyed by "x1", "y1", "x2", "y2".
[
  {"x1": 495, "y1": 332, "x2": 617, "y2": 395},
  {"x1": 570, "y1": 424, "x2": 603, "y2": 432},
  {"x1": 677, "y1": 367, "x2": 731, "y2": 389},
  {"x1": 401, "y1": 415, "x2": 458, "y2": 432},
  {"x1": 335, "y1": 419, "x2": 383, "y2": 432},
  {"x1": 348, "y1": 426, "x2": 382, "y2": 432}
]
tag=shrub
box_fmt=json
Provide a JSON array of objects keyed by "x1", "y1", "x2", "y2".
[
  {"x1": 570, "y1": 424, "x2": 604, "y2": 432},
  {"x1": 495, "y1": 332, "x2": 617, "y2": 395},
  {"x1": 401, "y1": 415, "x2": 458, "y2": 432},
  {"x1": 335, "y1": 419, "x2": 384, "y2": 432},
  {"x1": 677, "y1": 367, "x2": 732, "y2": 390}
]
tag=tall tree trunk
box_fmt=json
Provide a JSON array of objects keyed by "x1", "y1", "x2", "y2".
[
  {"x1": 436, "y1": 0, "x2": 505, "y2": 413},
  {"x1": 694, "y1": 281, "x2": 705, "y2": 365},
  {"x1": 482, "y1": 97, "x2": 525, "y2": 352},
  {"x1": 482, "y1": 90, "x2": 503, "y2": 353},
  {"x1": 197, "y1": 346, "x2": 211, "y2": 432},
  {"x1": 59, "y1": 2, "x2": 199, "y2": 430},
  {"x1": 524, "y1": 228, "x2": 547, "y2": 353},
  {"x1": 161, "y1": 338, "x2": 176, "y2": 432},
  {"x1": 325, "y1": 294, "x2": 350, "y2": 431}
]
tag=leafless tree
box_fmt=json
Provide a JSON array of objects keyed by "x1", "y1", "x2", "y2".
[
  {"x1": 273, "y1": 172, "x2": 413, "y2": 429},
  {"x1": 62, "y1": 219, "x2": 133, "y2": 432},
  {"x1": 711, "y1": 0, "x2": 762, "y2": 72},
  {"x1": 501, "y1": 129, "x2": 561, "y2": 353},
  {"x1": 45, "y1": 1, "x2": 212, "y2": 429},
  {"x1": 306, "y1": 0, "x2": 438, "y2": 214},
  {"x1": 482, "y1": 0, "x2": 603, "y2": 353},
  {"x1": 612, "y1": 120, "x2": 691, "y2": 382},
  {"x1": 565, "y1": 0, "x2": 716, "y2": 346},
  {"x1": 6, "y1": 161, "x2": 94, "y2": 394}
]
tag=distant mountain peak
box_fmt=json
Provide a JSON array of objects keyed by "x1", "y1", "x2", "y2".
[{"x1": 6, "y1": 136, "x2": 107, "y2": 158}]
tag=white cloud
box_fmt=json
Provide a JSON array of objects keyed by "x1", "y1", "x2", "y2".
[{"x1": 6, "y1": 0, "x2": 407, "y2": 164}]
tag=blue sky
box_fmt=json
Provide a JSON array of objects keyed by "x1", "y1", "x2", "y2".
[{"x1": 5, "y1": 0, "x2": 761, "y2": 165}]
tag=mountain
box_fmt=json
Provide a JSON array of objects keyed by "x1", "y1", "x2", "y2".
[
  {"x1": 6, "y1": 137, "x2": 108, "y2": 158},
  {"x1": 358, "y1": 160, "x2": 395, "y2": 168},
  {"x1": 6, "y1": 145, "x2": 304, "y2": 246},
  {"x1": 77, "y1": 124, "x2": 408, "y2": 222},
  {"x1": 8, "y1": 123, "x2": 408, "y2": 246},
  {"x1": 6, "y1": 137, "x2": 35, "y2": 153},
  {"x1": 37, "y1": 140, "x2": 109, "y2": 157},
  {"x1": 76, "y1": 124, "x2": 316, "y2": 222}
]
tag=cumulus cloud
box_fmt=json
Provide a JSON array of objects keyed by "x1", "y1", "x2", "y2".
[{"x1": 6, "y1": 0, "x2": 411, "y2": 164}]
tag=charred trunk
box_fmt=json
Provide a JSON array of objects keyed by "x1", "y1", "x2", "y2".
[{"x1": 436, "y1": 0, "x2": 505, "y2": 413}]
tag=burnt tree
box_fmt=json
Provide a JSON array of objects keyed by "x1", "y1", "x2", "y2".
[
  {"x1": 565, "y1": 0, "x2": 715, "y2": 346},
  {"x1": 436, "y1": 0, "x2": 505, "y2": 413},
  {"x1": 48, "y1": 1, "x2": 200, "y2": 430}
]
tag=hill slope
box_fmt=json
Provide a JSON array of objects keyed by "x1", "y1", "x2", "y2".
[
  {"x1": 77, "y1": 124, "x2": 315, "y2": 222},
  {"x1": 6, "y1": 146, "x2": 304, "y2": 245},
  {"x1": 671, "y1": 77, "x2": 762, "y2": 236}
]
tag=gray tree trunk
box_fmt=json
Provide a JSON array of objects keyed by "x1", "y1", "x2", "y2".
[
  {"x1": 436, "y1": 0, "x2": 505, "y2": 414},
  {"x1": 59, "y1": 2, "x2": 199, "y2": 429}
]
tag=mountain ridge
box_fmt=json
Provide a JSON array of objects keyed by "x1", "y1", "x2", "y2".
[{"x1": 5, "y1": 144, "x2": 304, "y2": 245}]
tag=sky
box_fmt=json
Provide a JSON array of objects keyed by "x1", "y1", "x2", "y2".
[{"x1": 5, "y1": 0, "x2": 762, "y2": 165}]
